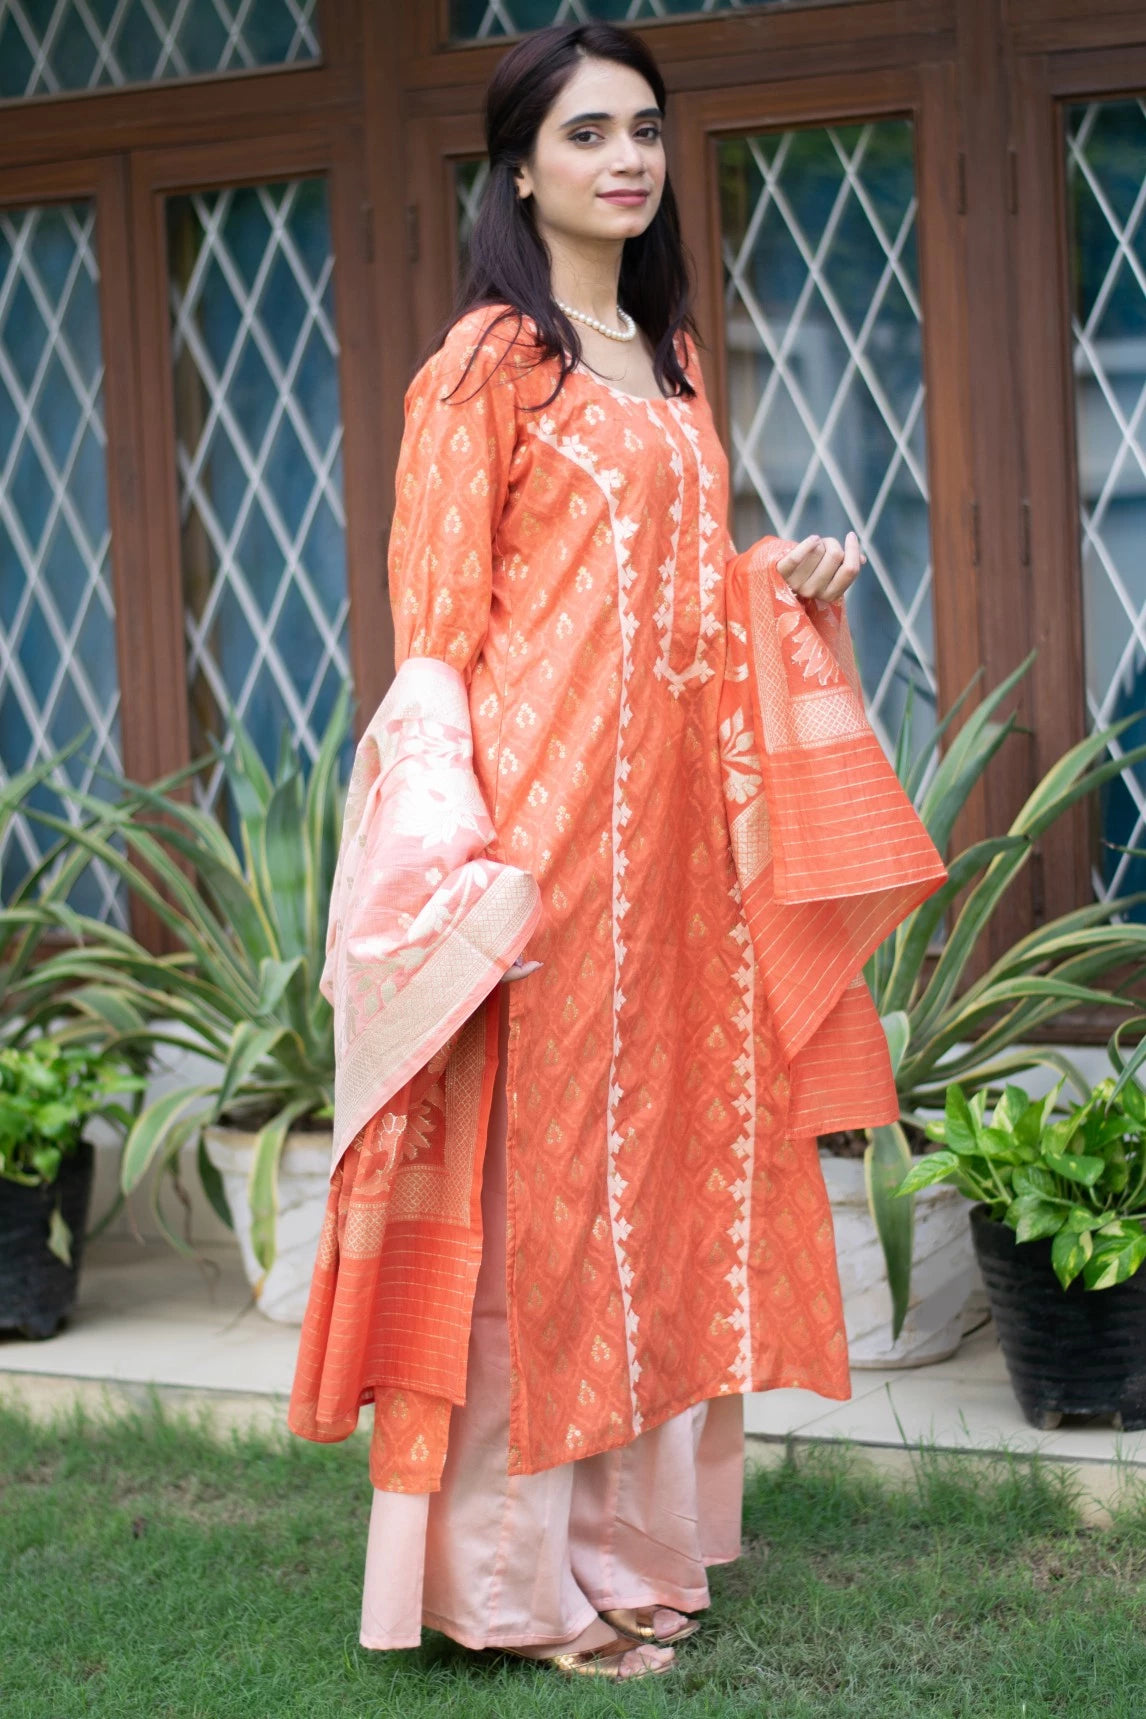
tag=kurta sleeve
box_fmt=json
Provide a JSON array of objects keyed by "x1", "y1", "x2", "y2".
[{"x1": 389, "y1": 310, "x2": 521, "y2": 679}]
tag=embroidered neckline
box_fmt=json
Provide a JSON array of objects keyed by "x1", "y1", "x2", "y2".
[{"x1": 572, "y1": 362, "x2": 676, "y2": 406}]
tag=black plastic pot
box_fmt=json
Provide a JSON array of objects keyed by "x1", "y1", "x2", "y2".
[
  {"x1": 0, "y1": 1139, "x2": 95, "y2": 1340},
  {"x1": 971, "y1": 1204, "x2": 1146, "y2": 1431}
]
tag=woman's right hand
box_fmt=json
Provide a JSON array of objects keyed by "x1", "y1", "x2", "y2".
[
  {"x1": 776, "y1": 531, "x2": 865, "y2": 602},
  {"x1": 500, "y1": 957, "x2": 543, "y2": 984}
]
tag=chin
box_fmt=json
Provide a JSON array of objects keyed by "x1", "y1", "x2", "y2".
[{"x1": 594, "y1": 209, "x2": 655, "y2": 239}]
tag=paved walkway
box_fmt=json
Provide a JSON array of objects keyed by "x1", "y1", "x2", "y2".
[{"x1": 3, "y1": 1239, "x2": 1145, "y2": 1520}]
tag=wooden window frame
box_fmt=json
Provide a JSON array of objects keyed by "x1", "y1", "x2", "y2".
[
  {"x1": 1002, "y1": 24, "x2": 1146, "y2": 1040},
  {"x1": 0, "y1": 0, "x2": 409, "y2": 777},
  {"x1": 124, "y1": 126, "x2": 390, "y2": 782},
  {"x1": 668, "y1": 63, "x2": 978, "y2": 792},
  {"x1": 0, "y1": 154, "x2": 150, "y2": 788},
  {"x1": 5, "y1": 0, "x2": 1146, "y2": 992},
  {"x1": 1011, "y1": 28, "x2": 1146, "y2": 918},
  {"x1": 0, "y1": 1, "x2": 413, "y2": 952},
  {"x1": 400, "y1": 0, "x2": 953, "y2": 85}
]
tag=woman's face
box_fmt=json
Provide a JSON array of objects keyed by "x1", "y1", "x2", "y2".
[{"x1": 514, "y1": 56, "x2": 666, "y2": 248}]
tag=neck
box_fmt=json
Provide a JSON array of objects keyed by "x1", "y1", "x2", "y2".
[{"x1": 542, "y1": 227, "x2": 624, "y2": 325}]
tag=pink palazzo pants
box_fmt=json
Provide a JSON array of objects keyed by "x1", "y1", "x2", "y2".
[{"x1": 360, "y1": 985, "x2": 747, "y2": 1652}]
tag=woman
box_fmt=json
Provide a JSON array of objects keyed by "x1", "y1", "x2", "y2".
[{"x1": 289, "y1": 21, "x2": 945, "y2": 1682}]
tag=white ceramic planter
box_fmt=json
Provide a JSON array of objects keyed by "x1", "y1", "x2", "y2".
[
  {"x1": 820, "y1": 1151, "x2": 982, "y2": 1369},
  {"x1": 203, "y1": 1125, "x2": 332, "y2": 1324}
]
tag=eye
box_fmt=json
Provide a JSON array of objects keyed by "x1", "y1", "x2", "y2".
[
  {"x1": 569, "y1": 129, "x2": 601, "y2": 145},
  {"x1": 636, "y1": 125, "x2": 662, "y2": 143}
]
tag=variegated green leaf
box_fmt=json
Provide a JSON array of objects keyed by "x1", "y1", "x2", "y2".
[
  {"x1": 121, "y1": 1086, "x2": 215, "y2": 1194},
  {"x1": 865, "y1": 1123, "x2": 915, "y2": 1340},
  {"x1": 1051, "y1": 1225, "x2": 1093, "y2": 1290},
  {"x1": 1043, "y1": 1149, "x2": 1105, "y2": 1188},
  {"x1": 216, "y1": 1022, "x2": 289, "y2": 1123},
  {"x1": 881, "y1": 1012, "x2": 910, "y2": 1078},
  {"x1": 895, "y1": 1149, "x2": 959, "y2": 1196},
  {"x1": 47, "y1": 1203, "x2": 74, "y2": 1266},
  {"x1": 1083, "y1": 1231, "x2": 1146, "y2": 1290},
  {"x1": 248, "y1": 1098, "x2": 314, "y2": 1274},
  {"x1": 1005, "y1": 1194, "x2": 1063, "y2": 1243}
]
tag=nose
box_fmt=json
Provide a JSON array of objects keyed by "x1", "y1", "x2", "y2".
[{"x1": 610, "y1": 133, "x2": 646, "y2": 176}]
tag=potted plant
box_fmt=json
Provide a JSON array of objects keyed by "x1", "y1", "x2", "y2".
[
  {"x1": 0, "y1": 1039, "x2": 143, "y2": 1338},
  {"x1": 19, "y1": 695, "x2": 349, "y2": 1323},
  {"x1": 822, "y1": 657, "x2": 1146, "y2": 1368},
  {"x1": 894, "y1": 1061, "x2": 1146, "y2": 1429}
]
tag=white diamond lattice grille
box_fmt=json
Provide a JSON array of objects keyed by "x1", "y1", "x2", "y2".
[
  {"x1": 719, "y1": 121, "x2": 933, "y2": 756},
  {"x1": 456, "y1": 158, "x2": 489, "y2": 273},
  {"x1": 1066, "y1": 98, "x2": 1146, "y2": 909},
  {"x1": 0, "y1": 200, "x2": 125, "y2": 924},
  {"x1": 169, "y1": 178, "x2": 349, "y2": 811},
  {"x1": 449, "y1": 0, "x2": 840, "y2": 41},
  {"x1": 0, "y1": 0, "x2": 319, "y2": 99}
]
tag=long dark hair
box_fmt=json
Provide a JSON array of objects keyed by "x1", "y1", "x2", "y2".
[{"x1": 433, "y1": 22, "x2": 697, "y2": 405}]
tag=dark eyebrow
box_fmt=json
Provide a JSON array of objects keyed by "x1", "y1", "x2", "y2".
[{"x1": 559, "y1": 107, "x2": 663, "y2": 128}]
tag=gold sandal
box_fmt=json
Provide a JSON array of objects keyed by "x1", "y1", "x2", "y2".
[
  {"x1": 599, "y1": 1605, "x2": 701, "y2": 1646},
  {"x1": 502, "y1": 1633, "x2": 676, "y2": 1679}
]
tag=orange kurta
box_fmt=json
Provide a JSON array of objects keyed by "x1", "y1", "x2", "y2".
[{"x1": 289, "y1": 305, "x2": 945, "y2": 1487}]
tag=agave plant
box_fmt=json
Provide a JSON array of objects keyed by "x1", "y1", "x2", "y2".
[
  {"x1": 16, "y1": 694, "x2": 350, "y2": 1268},
  {"x1": 0, "y1": 742, "x2": 118, "y2": 1049},
  {"x1": 859, "y1": 657, "x2": 1146, "y2": 1342}
]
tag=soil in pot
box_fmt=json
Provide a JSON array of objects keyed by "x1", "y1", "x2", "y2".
[
  {"x1": 971, "y1": 1204, "x2": 1146, "y2": 1431},
  {"x1": 0, "y1": 1139, "x2": 95, "y2": 1340},
  {"x1": 819, "y1": 1122, "x2": 933, "y2": 1161}
]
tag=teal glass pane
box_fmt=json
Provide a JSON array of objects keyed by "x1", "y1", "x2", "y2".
[
  {"x1": 718, "y1": 119, "x2": 932, "y2": 757},
  {"x1": 1066, "y1": 98, "x2": 1146, "y2": 911},
  {"x1": 449, "y1": 0, "x2": 845, "y2": 40},
  {"x1": 0, "y1": 200, "x2": 125, "y2": 924},
  {"x1": 167, "y1": 179, "x2": 349, "y2": 810},
  {"x1": 0, "y1": 0, "x2": 319, "y2": 100}
]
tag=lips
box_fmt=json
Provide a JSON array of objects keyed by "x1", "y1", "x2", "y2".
[{"x1": 599, "y1": 191, "x2": 649, "y2": 205}]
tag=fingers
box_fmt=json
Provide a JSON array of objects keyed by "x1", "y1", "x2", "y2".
[
  {"x1": 775, "y1": 534, "x2": 823, "y2": 588},
  {"x1": 500, "y1": 958, "x2": 543, "y2": 984},
  {"x1": 776, "y1": 530, "x2": 867, "y2": 602},
  {"x1": 822, "y1": 531, "x2": 866, "y2": 603}
]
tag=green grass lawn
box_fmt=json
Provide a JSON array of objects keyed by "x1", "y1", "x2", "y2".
[{"x1": 3, "y1": 1399, "x2": 1146, "y2": 1718}]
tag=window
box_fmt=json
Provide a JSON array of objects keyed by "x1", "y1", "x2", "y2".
[
  {"x1": 719, "y1": 119, "x2": 931, "y2": 755},
  {"x1": 0, "y1": 0, "x2": 320, "y2": 99},
  {"x1": 1065, "y1": 96, "x2": 1146, "y2": 908},
  {"x1": 447, "y1": 0, "x2": 848, "y2": 45},
  {"x1": 0, "y1": 198, "x2": 124, "y2": 921},
  {"x1": 167, "y1": 178, "x2": 349, "y2": 807}
]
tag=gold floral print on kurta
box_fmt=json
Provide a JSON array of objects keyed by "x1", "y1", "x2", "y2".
[
  {"x1": 387, "y1": 307, "x2": 838, "y2": 1474},
  {"x1": 289, "y1": 304, "x2": 947, "y2": 1489}
]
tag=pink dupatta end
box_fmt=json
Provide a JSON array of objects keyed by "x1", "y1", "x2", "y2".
[{"x1": 321, "y1": 654, "x2": 541, "y2": 1175}]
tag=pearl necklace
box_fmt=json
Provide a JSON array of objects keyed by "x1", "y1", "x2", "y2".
[{"x1": 555, "y1": 299, "x2": 637, "y2": 343}]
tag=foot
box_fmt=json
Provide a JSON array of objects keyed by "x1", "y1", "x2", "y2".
[
  {"x1": 506, "y1": 1615, "x2": 675, "y2": 1679},
  {"x1": 600, "y1": 1605, "x2": 699, "y2": 1645}
]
